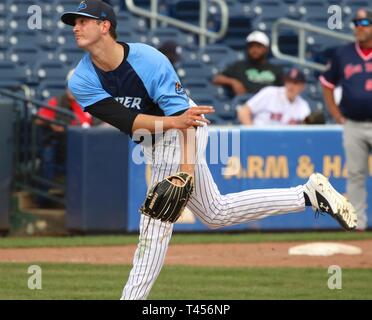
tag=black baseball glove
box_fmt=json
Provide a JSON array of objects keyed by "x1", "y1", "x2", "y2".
[{"x1": 140, "y1": 172, "x2": 194, "y2": 223}]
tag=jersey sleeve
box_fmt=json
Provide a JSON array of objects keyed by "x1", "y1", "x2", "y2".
[
  {"x1": 319, "y1": 49, "x2": 341, "y2": 89},
  {"x1": 301, "y1": 100, "x2": 311, "y2": 119},
  {"x1": 68, "y1": 55, "x2": 111, "y2": 109},
  {"x1": 246, "y1": 87, "x2": 272, "y2": 114},
  {"x1": 127, "y1": 44, "x2": 190, "y2": 116}
]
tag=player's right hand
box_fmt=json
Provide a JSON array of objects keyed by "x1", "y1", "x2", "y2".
[{"x1": 174, "y1": 106, "x2": 215, "y2": 129}]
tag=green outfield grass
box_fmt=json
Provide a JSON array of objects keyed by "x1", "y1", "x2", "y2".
[
  {"x1": 0, "y1": 231, "x2": 371, "y2": 248},
  {"x1": 0, "y1": 262, "x2": 371, "y2": 300}
]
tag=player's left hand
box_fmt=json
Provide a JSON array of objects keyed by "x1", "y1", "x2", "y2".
[{"x1": 140, "y1": 172, "x2": 194, "y2": 223}]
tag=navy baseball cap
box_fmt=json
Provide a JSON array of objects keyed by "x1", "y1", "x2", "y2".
[
  {"x1": 61, "y1": 0, "x2": 117, "y2": 28},
  {"x1": 284, "y1": 68, "x2": 306, "y2": 83}
]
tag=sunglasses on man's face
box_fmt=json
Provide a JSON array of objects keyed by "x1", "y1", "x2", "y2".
[{"x1": 353, "y1": 19, "x2": 372, "y2": 27}]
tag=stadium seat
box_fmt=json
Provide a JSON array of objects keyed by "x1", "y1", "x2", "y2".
[
  {"x1": 184, "y1": 95, "x2": 235, "y2": 123},
  {"x1": 306, "y1": 33, "x2": 350, "y2": 55},
  {"x1": 32, "y1": 61, "x2": 72, "y2": 83},
  {"x1": 37, "y1": 80, "x2": 67, "y2": 100},
  {"x1": 178, "y1": 45, "x2": 199, "y2": 63},
  {"x1": 187, "y1": 91, "x2": 216, "y2": 105},
  {"x1": 55, "y1": 0, "x2": 80, "y2": 14},
  {"x1": 298, "y1": 0, "x2": 328, "y2": 20},
  {"x1": 7, "y1": 6, "x2": 35, "y2": 32},
  {"x1": 298, "y1": 0, "x2": 330, "y2": 28},
  {"x1": 251, "y1": 1, "x2": 290, "y2": 32},
  {"x1": 167, "y1": 0, "x2": 201, "y2": 25},
  {"x1": 181, "y1": 78, "x2": 220, "y2": 100},
  {"x1": 230, "y1": 93, "x2": 254, "y2": 110},
  {"x1": 147, "y1": 27, "x2": 196, "y2": 48},
  {"x1": 41, "y1": 16, "x2": 60, "y2": 32},
  {"x1": 55, "y1": 29, "x2": 77, "y2": 47},
  {"x1": 176, "y1": 60, "x2": 214, "y2": 82},
  {"x1": 323, "y1": 0, "x2": 345, "y2": 4},
  {"x1": 6, "y1": 0, "x2": 39, "y2": 4},
  {"x1": 343, "y1": 0, "x2": 371, "y2": 16},
  {"x1": 204, "y1": 113, "x2": 225, "y2": 125},
  {"x1": 213, "y1": 99, "x2": 238, "y2": 123},
  {"x1": 284, "y1": 1, "x2": 303, "y2": 19},
  {"x1": 37, "y1": 0, "x2": 55, "y2": 18},
  {"x1": 215, "y1": 3, "x2": 253, "y2": 50},
  {"x1": 0, "y1": 2, "x2": 6, "y2": 18},
  {"x1": 252, "y1": 16, "x2": 276, "y2": 34},
  {"x1": 0, "y1": 16, "x2": 10, "y2": 35},
  {"x1": 116, "y1": 11, "x2": 148, "y2": 34},
  {"x1": 5, "y1": 0, "x2": 39, "y2": 14},
  {"x1": 6, "y1": 46, "x2": 40, "y2": 66},
  {"x1": 55, "y1": 46, "x2": 85, "y2": 66},
  {"x1": 119, "y1": 0, "x2": 169, "y2": 16},
  {"x1": 114, "y1": 12, "x2": 147, "y2": 43},
  {"x1": 186, "y1": 94, "x2": 229, "y2": 124},
  {"x1": 0, "y1": 48, "x2": 6, "y2": 61},
  {"x1": 8, "y1": 1, "x2": 34, "y2": 17},
  {"x1": 36, "y1": 31, "x2": 61, "y2": 50},
  {"x1": 0, "y1": 61, "x2": 29, "y2": 88},
  {"x1": 0, "y1": 31, "x2": 7, "y2": 50},
  {"x1": 229, "y1": 0, "x2": 257, "y2": 19},
  {"x1": 252, "y1": 0, "x2": 288, "y2": 19},
  {"x1": 117, "y1": 29, "x2": 138, "y2": 43},
  {"x1": 269, "y1": 57, "x2": 294, "y2": 71},
  {"x1": 198, "y1": 44, "x2": 243, "y2": 74},
  {"x1": 3, "y1": 30, "x2": 36, "y2": 50}
]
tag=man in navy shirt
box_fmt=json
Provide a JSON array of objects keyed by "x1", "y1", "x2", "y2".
[
  {"x1": 62, "y1": 0, "x2": 357, "y2": 300},
  {"x1": 320, "y1": 8, "x2": 372, "y2": 230}
]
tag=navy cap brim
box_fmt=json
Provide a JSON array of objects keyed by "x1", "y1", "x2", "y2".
[{"x1": 61, "y1": 12, "x2": 100, "y2": 26}]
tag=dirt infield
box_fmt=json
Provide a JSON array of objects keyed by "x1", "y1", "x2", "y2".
[{"x1": 0, "y1": 240, "x2": 372, "y2": 268}]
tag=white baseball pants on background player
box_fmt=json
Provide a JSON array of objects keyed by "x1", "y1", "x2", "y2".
[{"x1": 121, "y1": 123, "x2": 306, "y2": 300}]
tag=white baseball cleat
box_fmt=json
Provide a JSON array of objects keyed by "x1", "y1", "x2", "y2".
[{"x1": 304, "y1": 173, "x2": 357, "y2": 231}]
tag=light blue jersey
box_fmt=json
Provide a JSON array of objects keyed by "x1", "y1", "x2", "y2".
[{"x1": 69, "y1": 42, "x2": 190, "y2": 116}]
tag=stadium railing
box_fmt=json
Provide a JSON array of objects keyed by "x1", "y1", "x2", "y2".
[
  {"x1": 0, "y1": 87, "x2": 79, "y2": 206},
  {"x1": 124, "y1": 0, "x2": 229, "y2": 47},
  {"x1": 271, "y1": 17, "x2": 354, "y2": 71}
]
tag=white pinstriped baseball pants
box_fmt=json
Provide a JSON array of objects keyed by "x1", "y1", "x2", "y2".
[{"x1": 121, "y1": 124, "x2": 305, "y2": 300}]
